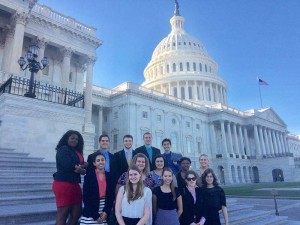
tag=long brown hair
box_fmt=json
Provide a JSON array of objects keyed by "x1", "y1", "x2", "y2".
[
  {"x1": 161, "y1": 167, "x2": 176, "y2": 201},
  {"x1": 201, "y1": 168, "x2": 219, "y2": 188},
  {"x1": 125, "y1": 164, "x2": 144, "y2": 203},
  {"x1": 131, "y1": 153, "x2": 150, "y2": 176}
]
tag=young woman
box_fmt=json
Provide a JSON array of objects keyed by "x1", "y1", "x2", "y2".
[
  {"x1": 201, "y1": 168, "x2": 229, "y2": 225},
  {"x1": 115, "y1": 164, "x2": 152, "y2": 225},
  {"x1": 117, "y1": 153, "x2": 156, "y2": 191},
  {"x1": 80, "y1": 152, "x2": 114, "y2": 225},
  {"x1": 52, "y1": 130, "x2": 88, "y2": 225},
  {"x1": 150, "y1": 154, "x2": 177, "y2": 187},
  {"x1": 180, "y1": 170, "x2": 207, "y2": 225},
  {"x1": 153, "y1": 167, "x2": 183, "y2": 225}
]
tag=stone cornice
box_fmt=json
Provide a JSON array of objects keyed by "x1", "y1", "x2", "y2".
[{"x1": 29, "y1": 12, "x2": 102, "y2": 49}]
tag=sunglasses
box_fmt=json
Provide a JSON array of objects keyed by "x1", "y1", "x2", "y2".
[{"x1": 186, "y1": 177, "x2": 196, "y2": 181}]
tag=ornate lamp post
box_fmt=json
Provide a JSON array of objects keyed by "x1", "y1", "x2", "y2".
[{"x1": 18, "y1": 43, "x2": 48, "y2": 98}]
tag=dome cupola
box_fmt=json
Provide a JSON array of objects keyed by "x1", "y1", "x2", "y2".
[{"x1": 142, "y1": 1, "x2": 228, "y2": 105}]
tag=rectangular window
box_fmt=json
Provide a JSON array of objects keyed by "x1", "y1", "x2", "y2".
[
  {"x1": 142, "y1": 111, "x2": 148, "y2": 119},
  {"x1": 196, "y1": 124, "x2": 200, "y2": 129},
  {"x1": 187, "y1": 62, "x2": 190, "y2": 71},
  {"x1": 193, "y1": 62, "x2": 196, "y2": 71},
  {"x1": 180, "y1": 63, "x2": 183, "y2": 71},
  {"x1": 197, "y1": 141, "x2": 201, "y2": 154},
  {"x1": 113, "y1": 134, "x2": 118, "y2": 151},
  {"x1": 69, "y1": 72, "x2": 73, "y2": 82},
  {"x1": 114, "y1": 112, "x2": 118, "y2": 119},
  {"x1": 187, "y1": 139, "x2": 192, "y2": 153},
  {"x1": 186, "y1": 121, "x2": 191, "y2": 128},
  {"x1": 157, "y1": 115, "x2": 162, "y2": 122}
]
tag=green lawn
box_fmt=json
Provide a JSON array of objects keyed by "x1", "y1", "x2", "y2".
[{"x1": 222, "y1": 182, "x2": 300, "y2": 198}]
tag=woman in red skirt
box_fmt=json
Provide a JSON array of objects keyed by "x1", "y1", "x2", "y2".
[{"x1": 52, "y1": 130, "x2": 88, "y2": 225}]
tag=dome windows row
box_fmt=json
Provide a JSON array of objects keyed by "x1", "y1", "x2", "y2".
[{"x1": 145, "y1": 61, "x2": 214, "y2": 81}]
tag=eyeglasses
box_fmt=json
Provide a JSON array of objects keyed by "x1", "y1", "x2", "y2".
[{"x1": 186, "y1": 177, "x2": 196, "y2": 181}]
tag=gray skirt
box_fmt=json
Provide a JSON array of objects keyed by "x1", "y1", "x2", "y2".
[{"x1": 155, "y1": 208, "x2": 179, "y2": 225}]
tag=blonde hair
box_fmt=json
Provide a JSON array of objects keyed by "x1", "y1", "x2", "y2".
[
  {"x1": 131, "y1": 153, "x2": 150, "y2": 176},
  {"x1": 125, "y1": 164, "x2": 144, "y2": 203}
]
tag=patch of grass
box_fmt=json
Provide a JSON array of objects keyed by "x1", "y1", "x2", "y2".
[{"x1": 223, "y1": 182, "x2": 300, "y2": 198}]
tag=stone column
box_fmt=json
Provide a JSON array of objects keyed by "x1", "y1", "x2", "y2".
[
  {"x1": 283, "y1": 134, "x2": 290, "y2": 154},
  {"x1": 271, "y1": 130, "x2": 279, "y2": 155},
  {"x1": 83, "y1": 56, "x2": 96, "y2": 155},
  {"x1": 238, "y1": 125, "x2": 245, "y2": 156},
  {"x1": 202, "y1": 82, "x2": 207, "y2": 101},
  {"x1": 253, "y1": 125, "x2": 261, "y2": 156},
  {"x1": 98, "y1": 106, "x2": 103, "y2": 137},
  {"x1": 220, "y1": 121, "x2": 228, "y2": 156},
  {"x1": 232, "y1": 123, "x2": 239, "y2": 156},
  {"x1": 185, "y1": 81, "x2": 189, "y2": 100},
  {"x1": 258, "y1": 126, "x2": 266, "y2": 155},
  {"x1": 275, "y1": 132, "x2": 282, "y2": 155},
  {"x1": 209, "y1": 82, "x2": 213, "y2": 101},
  {"x1": 177, "y1": 81, "x2": 181, "y2": 98},
  {"x1": 192, "y1": 82, "x2": 197, "y2": 100},
  {"x1": 216, "y1": 84, "x2": 220, "y2": 103},
  {"x1": 1, "y1": 26, "x2": 13, "y2": 72},
  {"x1": 243, "y1": 127, "x2": 250, "y2": 156},
  {"x1": 226, "y1": 122, "x2": 234, "y2": 156},
  {"x1": 35, "y1": 37, "x2": 48, "y2": 81},
  {"x1": 279, "y1": 133, "x2": 286, "y2": 155},
  {"x1": 263, "y1": 128, "x2": 270, "y2": 155},
  {"x1": 168, "y1": 83, "x2": 171, "y2": 95},
  {"x1": 267, "y1": 129, "x2": 274, "y2": 155},
  {"x1": 9, "y1": 11, "x2": 29, "y2": 74},
  {"x1": 209, "y1": 122, "x2": 217, "y2": 156},
  {"x1": 60, "y1": 47, "x2": 73, "y2": 88}
]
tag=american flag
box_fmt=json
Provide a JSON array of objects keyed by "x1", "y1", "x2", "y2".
[{"x1": 257, "y1": 78, "x2": 268, "y2": 85}]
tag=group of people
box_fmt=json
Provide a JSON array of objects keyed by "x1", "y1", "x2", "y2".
[{"x1": 52, "y1": 130, "x2": 229, "y2": 225}]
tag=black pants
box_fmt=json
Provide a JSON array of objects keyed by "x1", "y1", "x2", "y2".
[{"x1": 122, "y1": 217, "x2": 141, "y2": 225}]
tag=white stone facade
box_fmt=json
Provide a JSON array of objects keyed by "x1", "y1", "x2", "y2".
[{"x1": 0, "y1": 0, "x2": 300, "y2": 183}]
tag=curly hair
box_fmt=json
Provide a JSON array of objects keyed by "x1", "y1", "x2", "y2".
[
  {"x1": 201, "y1": 168, "x2": 219, "y2": 188},
  {"x1": 131, "y1": 153, "x2": 150, "y2": 176},
  {"x1": 56, "y1": 130, "x2": 84, "y2": 153},
  {"x1": 125, "y1": 164, "x2": 144, "y2": 203}
]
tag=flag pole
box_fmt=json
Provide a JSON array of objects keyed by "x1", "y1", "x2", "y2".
[{"x1": 257, "y1": 77, "x2": 263, "y2": 108}]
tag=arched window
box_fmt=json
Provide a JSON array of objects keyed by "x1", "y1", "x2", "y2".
[
  {"x1": 205, "y1": 64, "x2": 208, "y2": 72},
  {"x1": 188, "y1": 86, "x2": 192, "y2": 99},
  {"x1": 166, "y1": 64, "x2": 170, "y2": 73},
  {"x1": 174, "y1": 87, "x2": 178, "y2": 97},
  {"x1": 180, "y1": 63, "x2": 183, "y2": 71},
  {"x1": 199, "y1": 63, "x2": 202, "y2": 71},
  {"x1": 173, "y1": 63, "x2": 176, "y2": 72},
  {"x1": 193, "y1": 62, "x2": 196, "y2": 71},
  {"x1": 186, "y1": 62, "x2": 190, "y2": 71},
  {"x1": 181, "y1": 87, "x2": 185, "y2": 99}
]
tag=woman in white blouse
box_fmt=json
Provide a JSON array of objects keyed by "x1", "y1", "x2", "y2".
[{"x1": 115, "y1": 164, "x2": 152, "y2": 225}]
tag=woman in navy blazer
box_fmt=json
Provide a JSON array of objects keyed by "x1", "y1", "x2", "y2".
[{"x1": 80, "y1": 152, "x2": 114, "y2": 225}]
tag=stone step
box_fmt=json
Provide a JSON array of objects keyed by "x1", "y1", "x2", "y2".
[
  {"x1": 0, "y1": 151, "x2": 30, "y2": 158},
  {"x1": 226, "y1": 203, "x2": 253, "y2": 212},
  {"x1": 0, "y1": 161, "x2": 56, "y2": 168},
  {"x1": 0, "y1": 156, "x2": 49, "y2": 163},
  {"x1": 0, "y1": 187, "x2": 52, "y2": 197},
  {"x1": 0, "y1": 202, "x2": 56, "y2": 225},
  {"x1": 0, "y1": 180, "x2": 52, "y2": 189},
  {"x1": 0, "y1": 175, "x2": 53, "y2": 182},
  {"x1": 0, "y1": 194, "x2": 55, "y2": 206},
  {"x1": 20, "y1": 220, "x2": 56, "y2": 225},
  {"x1": 0, "y1": 148, "x2": 16, "y2": 153},
  {"x1": 222, "y1": 209, "x2": 269, "y2": 224},
  {"x1": 0, "y1": 169, "x2": 54, "y2": 176}
]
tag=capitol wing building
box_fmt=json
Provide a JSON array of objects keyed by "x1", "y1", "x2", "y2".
[{"x1": 0, "y1": 0, "x2": 299, "y2": 184}]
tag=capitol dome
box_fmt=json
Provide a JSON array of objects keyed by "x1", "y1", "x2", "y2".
[{"x1": 142, "y1": 4, "x2": 228, "y2": 105}]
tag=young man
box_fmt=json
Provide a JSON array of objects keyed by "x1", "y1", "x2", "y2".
[
  {"x1": 162, "y1": 138, "x2": 182, "y2": 174},
  {"x1": 199, "y1": 154, "x2": 209, "y2": 176},
  {"x1": 135, "y1": 132, "x2": 161, "y2": 170},
  {"x1": 114, "y1": 134, "x2": 137, "y2": 179},
  {"x1": 87, "y1": 134, "x2": 116, "y2": 176}
]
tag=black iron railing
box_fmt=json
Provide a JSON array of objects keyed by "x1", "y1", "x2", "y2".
[{"x1": 0, "y1": 76, "x2": 84, "y2": 108}]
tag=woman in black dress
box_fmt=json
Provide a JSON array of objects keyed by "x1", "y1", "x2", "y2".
[
  {"x1": 201, "y1": 168, "x2": 229, "y2": 225},
  {"x1": 180, "y1": 170, "x2": 207, "y2": 225}
]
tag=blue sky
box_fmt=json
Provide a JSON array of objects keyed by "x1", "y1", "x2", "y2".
[{"x1": 39, "y1": 0, "x2": 300, "y2": 135}]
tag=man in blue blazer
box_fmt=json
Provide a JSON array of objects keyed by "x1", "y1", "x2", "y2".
[
  {"x1": 162, "y1": 138, "x2": 182, "y2": 174},
  {"x1": 135, "y1": 132, "x2": 161, "y2": 170}
]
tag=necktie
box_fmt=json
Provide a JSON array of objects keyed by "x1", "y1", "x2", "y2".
[{"x1": 127, "y1": 150, "x2": 131, "y2": 165}]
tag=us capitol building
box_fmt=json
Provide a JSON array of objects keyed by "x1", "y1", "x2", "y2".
[{"x1": 0, "y1": 0, "x2": 299, "y2": 184}]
